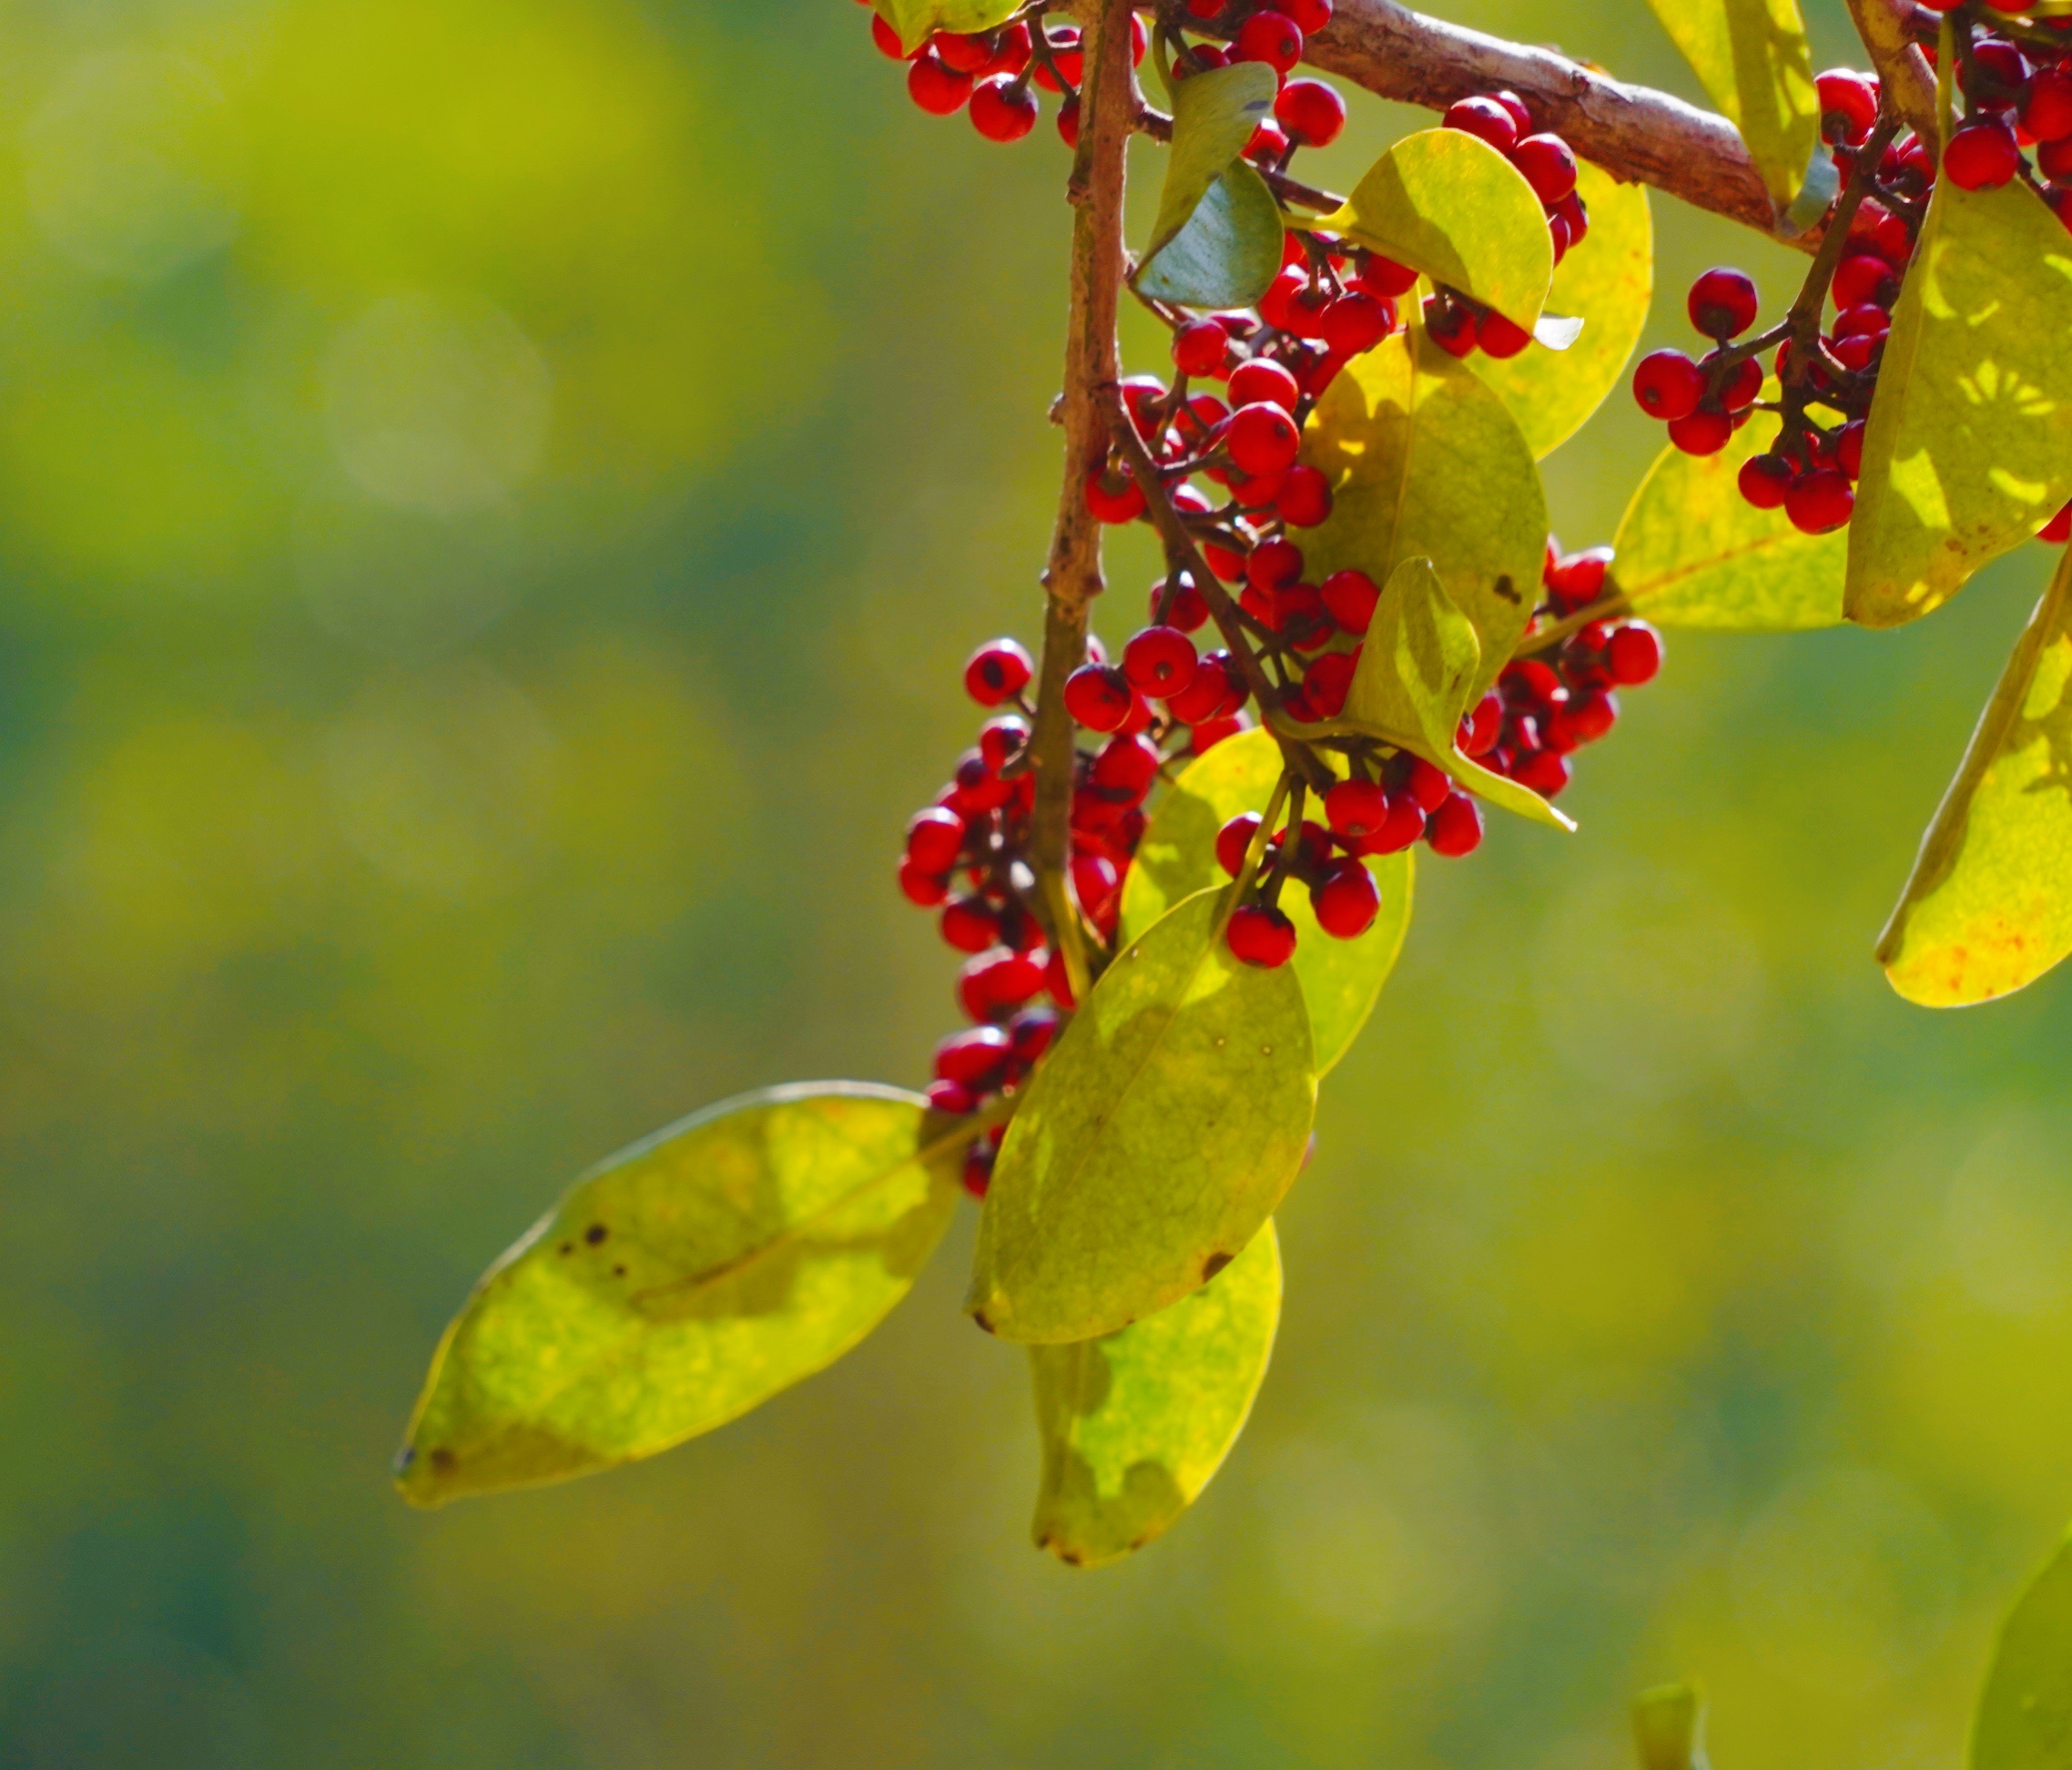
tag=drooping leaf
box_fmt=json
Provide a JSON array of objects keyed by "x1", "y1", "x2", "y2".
[
  {"x1": 1029, "y1": 1220, "x2": 1281, "y2": 1568},
  {"x1": 1643, "y1": 0, "x2": 1821, "y2": 212},
  {"x1": 1847, "y1": 178, "x2": 2072, "y2": 629},
  {"x1": 1341, "y1": 556, "x2": 1575, "y2": 830},
  {"x1": 967, "y1": 889, "x2": 1315, "y2": 1344},
  {"x1": 1612, "y1": 398, "x2": 1846, "y2": 629},
  {"x1": 1301, "y1": 326, "x2": 1548, "y2": 699},
  {"x1": 1632, "y1": 1683, "x2": 1708, "y2": 1770},
  {"x1": 873, "y1": 0, "x2": 1021, "y2": 54},
  {"x1": 1972, "y1": 1528, "x2": 2072, "y2": 1770},
  {"x1": 1317, "y1": 128, "x2": 1553, "y2": 330},
  {"x1": 1136, "y1": 161, "x2": 1284, "y2": 310},
  {"x1": 1879, "y1": 547, "x2": 2072, "y2": 1007},
  {"x1": 397, "y1": 1083, "x2": 963, "y2": 1505},
  {"x1": 1140, "y1": 61, "x2": 1279, "y2": 268},
  {"x1": 1118, "y1": 727, "x2": 1413, "y2": 1073},
  {"x1": 1470, "y1": 160, "x2": 1652, "y2": 460}
]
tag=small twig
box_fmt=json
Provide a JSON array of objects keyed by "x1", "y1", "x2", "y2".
[{"x1": 1843, "y1": 0, "x2": 1942, "y2": 148}]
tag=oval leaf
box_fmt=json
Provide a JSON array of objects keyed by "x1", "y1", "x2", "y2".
[
  {"x1": 1137, "y1": 160, "x2": 1284, "y2": 310},
  {"x1": 1879, "y1": 547, "x2": 2072, "y2": 1006},
  {"x1": 397, "y1": 1083, "x2": 963, "y2": 1505},
  {"x1": 1973, "y1": 1529, "x2": 2072, "y2": 1770},
  {"x1": 1301, "y1": 326, "x2": 1548, "y2": 699},
  {"x1": 874, "y1": 0, "x2": 1021, "y2": 55},
  {"x1": 1470, "y1": 160, "x2": 1653, "y2": 460},
  {"x1": 1644, "y1": 0, "x2": 1820, "y2": 212},
  {"x1": 1612, "y1": 399, "x2": 1846, "y2": 629},
  {"x1": 1118, "y1": 727, "x2": 1413, "y2": 1073},
  {"x1": 1141, "y1": 61, "x2": 1279, "y2": 268},
  {"x1": 966, "y1": 889, "x2": 1315, "y2": 1344},
  {"x1": 1317, "y1": 128, "x2": 1553, "y2": 330},
  {"x1": 1029, "y1": 1220, "x2": 1281, "y2": 1568},
  {"x1": 1847, "y1": 178, "x2": 2072, "y2": 629}
]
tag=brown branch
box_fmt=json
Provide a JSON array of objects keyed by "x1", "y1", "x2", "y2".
[
  {"x1": 1031, "y1": 0, "x2": 1139, "y2": 1001},
  {"x1": 1843, "y1": 0, "x2": 1940, "y2": 148}
]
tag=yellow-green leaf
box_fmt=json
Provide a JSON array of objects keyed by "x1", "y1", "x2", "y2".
[
  {"x1": 1029, "y1": 1220, "x2": 1281, "y2": 1568},
  {"x1": 1879, "y1": 547, "x2": 2072, "y2": 1006},
  {"x1": 967, "y1": 889, "x2": 1315, "y2": 1344},
  {"x1": 397, "y1": 1083, "x2": 962, "y2": 1505},
  {"x1": 1972, "y1": 1529, "x2": 2072, "y2": 1770},
  {"x1": 1118, "y1": 727, "x2": 1413, "y2": 1073},
  {"x1": 1612, "y1": 401, "x2": 1846, "y2": 629},
  {"x1": 1137, "y1": 161, "x2": 1284, "y2": 310},
  {"x1": 1141, "y1": 61, "x2": 1278, "y2": 268},
  {"x1": 1302, "y1": 326, "x2": 1547, "y2": 699},
  {"x1": 1316, "y1": 127, "x2": 1553, "y2": 330},
  {"x1": 1341, "y1": 556, "x2": 1575, "y2": 830},
  {"x1": 1847, "y1": 178, "x2": 2072, "y2": 629},
  {"x1": 1470, "y1": 160, "x2": 1652, "y2": 460},
  {"x1": 873, "y1": 0, "x2": 1020, "y2": 55},
  {"x1": 1643, "y1": 0, "x2": 1820, "y2": 212},
  {"x1": 1632, "y1": 1683, "x2": 1707, "y2": 1770}
]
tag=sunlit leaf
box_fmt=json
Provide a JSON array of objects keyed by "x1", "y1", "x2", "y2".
[
  {"x1": 1341, "y1": 556, "x2": 1575, "y2": 830},
  {"x1": 967, "y1": 889, "x2": 1315, "y2": 1344},
  {"x1": 1119, "y1": 727, "x2": 1413, "y2": 1073},
  {"x1": 1643, "y1": 0, "x2": 1820, "y2": 211},
  {"x1": 1632, "y1": 1683, "x2": 1707, "y2": 1770},
  {"x1": 1140, "y1": 61, "x2": 1278, "y2": 268},
  {"x1": 1137, "y1": 161, "x2": 1284, "y2": 310},
  {"x1": 1302, "y1": 326, "x2": 1547, "y2": 698},
  {"x1": 1847, "y1": 178, "x2": 2072, "y2": 629},
  {"x1": 1470, "y1": 160, "x2": 1652, "y2": 460},
  {"x1": 1317, "y1": 128, "x2": 1553, "y2": 330},
  {"x1": 1879, "y1": 547, "x2": 2072, "y2": 1006},
  {"x1": 397, "y1": 1083, "x2": 962, "y2": 1505},
  {"x1": 1613, "y1": 398, "x2": 1846, "y2": 629},
  {"x1": 1973, "y1": 1528, "x2": 2072, "y2": 1770},
  {"x1": 1029, "y1": 1220, "x2": 1280, "y2": 1568},
  {"x1": 873, "y1": 0, "x2": 1021, "y2": 55}
]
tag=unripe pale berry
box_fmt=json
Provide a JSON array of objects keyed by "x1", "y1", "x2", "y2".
[
  {"x1": 1226, "y1": 903, "x2": 1298, "y2": 967},
  {"x1": 1228, "y1": 357, "x2": 1300, "y2": 411},
  {"x1": 1688, "y1": 267, "x2": 1760, "y2": 338},
  {"x1": 1276, "y1": 78, "x2": 1346, "y2": 148},
  {"x1": 964, "y1": 637, "x2": 1032, "y2": 705},
  {"x1": 1312, "y1": 860, "x2": 1380, "y2": 938}
]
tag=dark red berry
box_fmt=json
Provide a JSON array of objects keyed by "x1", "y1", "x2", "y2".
[
  {"x1": 1945, "y1": 120, "x2": 2021, "y2": 190},
  {"x1": 1566, "y1": 687, "x2": 1619, "y2": 743},
  {"x1": 899, "y1": 859, "x2": 950, "y2": 906},
  {"x1": 1311, "y1": 859, "x2": 1380, "y2": 938},
  {"x1": 1063, "y1": 662, "x2": 1135, "y2": 731},
  {"x1": 1321, "y1": 567, "x2": 1379, "y2": 634},
  {"x1": 1276, "y1": 464, "x2": 1333, "y2": 527},
  {"x1": 1816, "y1": 68, "x2": 1879, "y2": 143},
  {"x1": 1227, "y1": 402, "x2": 1302, "y2": 478},
  {"x1": 1511, "y1": 133, "x2": 1578, "y2": 203},
  {"x1": 1357, "y1": 254, "x2": 1418, "y2": 297},
  {"x1": 1173, "y1": 318, "x2": 1231, "y2": 378},
  {"x1": 1688, "y1": 267, "x2": 1759, "y2": 339},
  {"x1": 1739, "y1": 453, "x2": 1793, "y2": 510},
  {"x1": 935, "y1": 1025, "x2": 1011, "y2": 1085},
  {"x1": 1835, "y1": 419, "x2": 1866, "y2": 481},
  {"x1": 1319, "y1": 290, "x2": 1394, "y2": 357},
  {"x1": 1444, "y1": 95, "x2": 1518, "y2": 154},
  {"x1": 1276, "y1": 78, "x2": 1346, "y2": 147},
  {"x1": 1122, "y1": 625, "x2": 1199, "y2": 697},
  {"x1": 940, "y1": 895, "x2": 1000, "y2": 953},
  {"x1": 1228, "y1": 357, "x2": 1300, "y2": 412},
  {"x1": 1833, "y1": 253, "x2": 1900, "y2": 310},
  {"x1": 1226, "y1": 903, "x2": 1298, "y2": 966},
  {"x1": 961, "y1": 1142, "x2": 993, "y2": 1199},
  {"x1": 1324, "y1": 778, "x2": 1390, "y2": 839},
  {"x1": 1007, "y1": 1005, "x2": 1059, "y2": 1063},
  {"x1": 1425, "y1": 792, "x2": 1483, "y2": 857},
  {"x1": 1606, "y1": 622, "x2": 1662, "y2": 686},
  {"x1": 970, "y1": 74, "x2": 1038, "y2": 141},
  {"x1": 1477, "y1": 310, "x2": 1531, "y2": 358},
  {"x1": 1234, "y1": 10, "x2": 1304, "y2": 72},
  {"x1": 1667, "y1": 407, "x2": 1733, "y2": 455},
  {"x1": 959, "y1": 947, "x2": 1044, "y2": 1021},
  {"x1": 1632, "y1": 350, "x2": 1704, "y2": 422},
  {"x1": 1284, "y1": 0, "x2": 1334, "y2": 27},
  {"x1": 908, "y1": 52, "x2": 973, "y2": 114},
  {"x1": 1090, "y1": 733, "x2": 1161, "y2": 801},
  {"x1": 1302, "y1": 649, "x2": 1356, "y2": 717},
  {"x1": 927, "y1": 1077, "x2": 976, "y2": 1115},
  {"x1": 964, "y1": 637, "x2": 1032, "y2": 706},
  {"x1": 1423, "y1": 295, "x2": 1477, "y2": 357},
  {"x1": 907, "y1": 807, "x2": 966, "y2": 873},
  {"x1": 1055, "y1": 96, "x2": 1080, "y2": 147},
  {"x1": 1786, "y1": 467, "x2": 1854, "y2": 534}
]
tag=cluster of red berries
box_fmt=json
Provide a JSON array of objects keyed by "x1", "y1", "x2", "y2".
[{"x1": 1928, "y1": 6, "x2": 2072, "y2": 204}]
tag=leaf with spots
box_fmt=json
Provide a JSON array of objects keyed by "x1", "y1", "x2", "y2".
[
  {"x1": 1300, "y1": 325, "x2": 1548, "y2": 700},
  {"x1": 1847, "y1": 178, "x2": 2072, "y2": 629},
  {"x1": 966, "y1": 888, "x2": 1315, "y2": 1344},
  {"x1": 872, "y1": 0, "x2": 1021, "y2": 55},
  {"x1": 1879, "y1": 546, "x2": 2072, "y2": 1006},
  {"x1": 397, "y1": 1083, "x2": 963, "y2": 1505},
  {"x1": 1118, "y1": 727, "x2": 1412, "y2": 1073},
  {"x1": 1030, "y1": 1220, "x2": 1281, "y2": 1568},
  {"x1": 1642, "y1": 0, "x2": 1821, "y2": 213},
  {"x1": 1973, "y1": 1526, "x2": 2072, "y2": 1770}
]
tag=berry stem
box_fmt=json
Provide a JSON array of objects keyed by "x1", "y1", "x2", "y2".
[
  {"x1": 1782, "y1": 110, "x2": 1901, "y2": 391},
  {"x1": 1842, "y1": 0, "x2": 1941, "y2": 148}
]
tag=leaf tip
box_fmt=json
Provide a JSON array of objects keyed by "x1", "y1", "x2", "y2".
[{"x1": 391, "y1": 1439, "x2": 456, "y2": 1510}]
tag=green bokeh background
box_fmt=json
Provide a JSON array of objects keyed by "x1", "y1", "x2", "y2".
[{"x1": 0, "y1": 1, "x2": 2065, "y2": 1763}]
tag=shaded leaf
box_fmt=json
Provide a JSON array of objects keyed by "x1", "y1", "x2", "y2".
[
  {"x1": 1137, "y1": 161, "x2": 1284, "y2": 310},
  {"x1": 1317, "y1": 128, "x2": 1553, "y2": 330},
  {"x1": 1632, "y1": 1683, "x2": 1709, "y2": 1770},
  {"x1": 1847, "y1": 178, "x2": 2072, "y2": 629},
  {"x1": 1302, "y1": 326, "x2": 1548, "y2": 698},
  {"x1": 1119, "y1": 727, "x2": 1413, "y2": 1073},
  {"x1": 1973, "y1": 1529, "x2": 2072, "y2": 1770},
  {"x1": 1141, "y1": 61, "x2": 1278, "y2": 268},
  {"x1": 1879, "y1": 546, "x2": 2072, "y2": 1006},
  {"x1": 874, "y1": 0, "x2": 1021, "y2": 55},
  {"x1": 1612, "y1": 396, "x2": 1846, "y2": 629},
  {"x1": 967, "y1": 889, "x2": 1315, "y2": 1344},
  {"x1": 1029, "y1": 1220, "x2": 1280, "y2": 1568},
  {"x1": 397, "y1": 1083, "x2": 963, "y2": 1505},
  {"x1": 1644, "y1": 0, "x2": 1820, "y2": 211},
  {"x1": 1342, "y1": 556, "x2": 1575, "y2": 830},
  {"x1": 1471, "y1": 160, "x2": 1652, "y2": 460}
]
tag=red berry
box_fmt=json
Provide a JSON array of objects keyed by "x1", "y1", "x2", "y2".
[
  {"x1": 908, "y1": 52, "x2": 973, "y2": 114},
  {"x1": 1357, "y1": 254, "x2": 1418, "y2": 298},
  {"x1": 1492, "y1": 90, "x2": 1532, "y2": 133},
  {"x1": 1318, "y1": 290, "x2": 1394, "y2": 356},
  {"x1": 1424, "y1": 792, "x2": 1483, "y2": 857},
  {"x1": 1444, "y1": 95, "x2": 1518, "y2": 154},
  {"x1": 1632, "y1": 350, "x2": 1705, "y2": 422},
  {"x1": 1055, "y1": 96, "x2": 1080, "y2": 146},
  {"x1": 1284, "y1": 0, "x2": 1334, "y2": 28},
  {"x1": 1031, "y1": 24, "x2": 1082, "y2": 90},
  {"x1": 1835, "y1": 419, "x2": 1866, "y2": 481},
  {"x1": 1477, "y1": 310, "x2": 1531, "y2": 358},
  {"x1": 1511, "y1": 133, "x2": 1578, "y2": 203},
  {"x1": 1321, "y1": 567, "x2": 1379, "y2": 633},
  {"x1": 1785, "y1": 467, "x2": 1854, "y2": 534},
  {"x1": 2042, "y1": 501, "x2": 2072, "y2": 544},
  {"x1": 959, "y1": 947, "x2": 1045, "y2": 1021},
  {"x1": 1302, "y1": 649, "x2": 1356, "y2": 717},
  {"x1": 1216, "y1": 812, "x2": 1263, "y2": 878},
  {"x1": 1324, "y1": 778, "x2": 1390, "y2": 839},
  {"x1": 1566, "y1": 687, "x2": 1619, "y2": 743},
  {"x1": 1276, "y1": 464, "x2": 1333, "y2": 527},
  {"x1": 1090, "y1": 733, "x2": 1162, "y2": 801},
  {"x1": 2042, "y1": 136, "x2": 2072, "y2": 181},
  {"x1": 1245, "y1": 117, "x2": 1290, "y2": 164},
  {"x1": 931, "y1": 31, "x2": 997, "y2": 74},
  {"x1": 872, "y1": 15, "x2": 919, "y2": 59},
  {"x1": 1945, "y1": 120, "x2": 2021, "y2": 189},
  {"x1": 1226, "y1": 903, "x2": 1298, "y2": 967},
  {"x1": 1688, "y1": 267, "x2": 1759, "y2": 338},
  {"x1": 965, "y1": 637, "x2": 1032, "y2": 705},
  {"x1": 1007, "y1": 1006, "x2": 1059, "y2": 1063},
  {"x1": 899, "y1": 858, "x2": 950, "y2": 906},
  {"x1": 1358, "y1": 794, "x2": 1425, "y2": 854},
  {"x1": 1833, "y1": 302, "x2": 1891, "y2": 341},
  {"x1": 979, "y1": 23, "x2": 1032, "y2": 77},
  {"x1": 1816, "y1": 68, "x2": 1880, "y2": 143},
  {"x1": 935, "y1": 1025, "x2": 1011, "y2": 1085},
  {"x1": 1167, "y1": 655, "x2": 1236, "y2": 724},
  {"x1": 1063, "y1": 662, "x2": 1134, "y2": 731},
  {"x1": 1403, "y1": 754, "x2": 1452, "y2": 813},
  {"x1": 1084, "y1": 463, "x2": 1146, "y2": 524},
  {"x1": 1153, "y1": 574, "x2": 1211, "y2": 632},
  {"x1": 1739, "y1": 453, "x2": 1793, "y2": 510},
  {"x1": 1973, "y1": 38, "x2": 2031, "y2": 89},
  {"x1": 1512, "y1": 748, "x2": 1570, "y2": 797},
  {"x1": 1606, "y1": 622, "x2": 1662, "y2": 686},
  {"x1": 1276, "y1": 78, "x2": 1346, "y2": 147},
  {"x1": 1833, "y1": 253, "x2": 1900, "y2": 310},
  {"x1": 2025, "y1": 67, "x2": 2072, "y2": 142},
  {"x1": 1423, "y1": 296, "x2": 1477, "y2": 357},
  {"x1": 1122, "y1": 625, "x2": 1199, "y2": 697},
  {"x1": 1704, "y1": 351, "x2": 1763, "y2": 412},
  {"x1": 940, "y1": 894, "x2": 1000, "y2": 952},
  {"x1": 1071, "y1": 851, "x2": 1121, "y2": 921},
  {"x1": 1461, "y1": 691, "x2": 1504, "y2": 757},
  {"x1": 970, "y1": 75, "x2": 1038, "y2": 141},
  {"x1": 1228, "y1": 357, "x2": 1300, "y2": 411},
  {"x1": 1667, "y1": 407, "x2": 1732, "y2": 455},
  {"x1": 1311, "y1": 859, "x2": 1380, "y2": 938},
  {"x1": 1234, "y1": 10, "x2": 1304, "y2": 72},
  {"x1": 1546, "y1": 546, "x2": 1611, "y2": 613},
  {"x1": 1173, "y1": 319, "x2": 1231, "y2": 378},
  {"x1": 961, "y1": 1142, "x2": 993, "y2": 1198},
  {"x1": 907, "y1": 806, "x2": 966, "y2": 873},
  {"x1": 1227, "y1": 402, "x2": 1302, "y2": 477},
  {"x1": 1247, "y1": 537, "x2": 1305, "y2": 593}
]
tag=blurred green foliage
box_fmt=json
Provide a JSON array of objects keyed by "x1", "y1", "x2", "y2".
[{"x1": 2, "y1": 0, "x2": 2069, "y2": 1764}]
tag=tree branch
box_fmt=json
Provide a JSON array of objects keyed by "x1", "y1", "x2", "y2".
[{"x1": 1843, "y1": 0, "x2": 1941, "y2": 147}]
